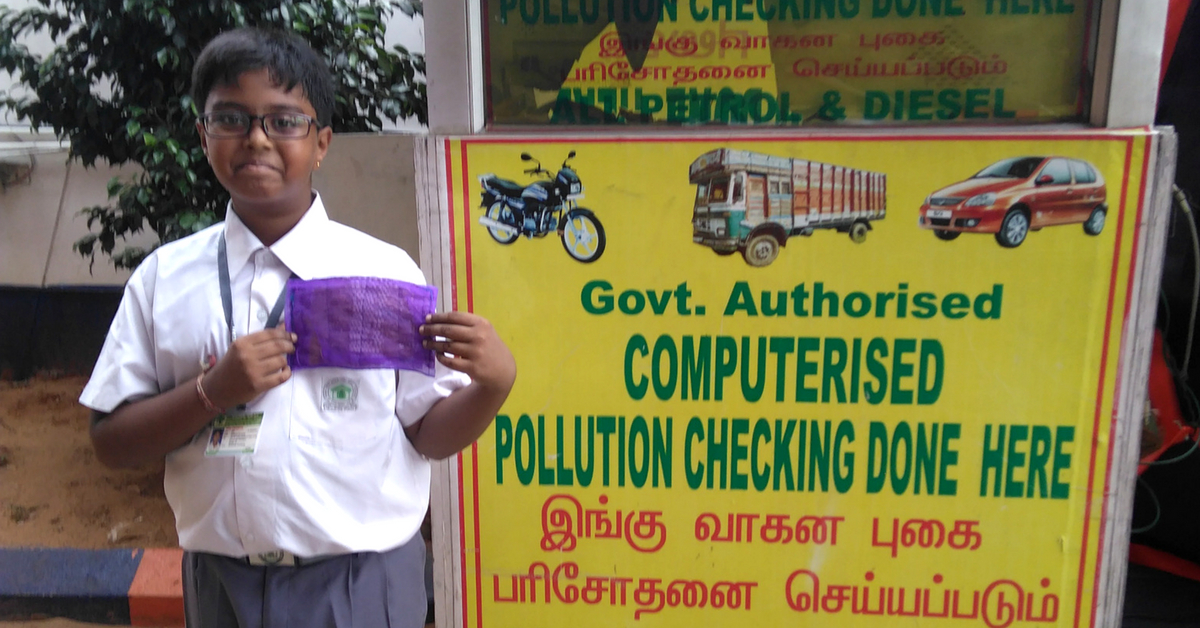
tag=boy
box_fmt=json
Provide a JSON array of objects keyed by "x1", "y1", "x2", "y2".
[{"x1": 80, "y1": 28, "x2": 515, "y2": 628}]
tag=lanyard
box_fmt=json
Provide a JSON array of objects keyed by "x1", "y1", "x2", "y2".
[{"x1": 218, "y1": 234, "x2": 291, "y2": 344}]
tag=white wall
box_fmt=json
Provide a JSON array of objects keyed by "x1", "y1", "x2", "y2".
[
  {"x1": 0, "y1": 153, "x2": 150, "y2": 286},
  {"x1": 0, "y1": 153, "x2": 74, "y2": 284},
  {"x1": 0, "y1": 134, "x2": 421, "y2": 288},
  {"x1": 314, "y1": 133, "x2": 422, "y2": 259},
  {"x1": 0, "y1": 4, "x2": 428, "y2": 287}
]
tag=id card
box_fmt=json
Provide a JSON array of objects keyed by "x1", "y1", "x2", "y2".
[{"x1": 204, "y1": 412, "x2": 264, "y2": 456}]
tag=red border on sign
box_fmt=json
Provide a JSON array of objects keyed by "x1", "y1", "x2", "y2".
[
  {"x1": 444, "y1": 139, "x2": 458, "y2": 310},
  {"x1": 444, "y1": 139, "x2": 471, "y2": 628},
  {"x1": 1072, "y1": 135, "x2": 1132, "y2": 627},
  {"x1": 447, "y1": 131, "x2": 1150, "y2": 628},
  {"x1": 453, "y1": 139, "x2": 482, "y2": 628},
  {"x1": 461, "y1": 148, "x2": 476, "y2": 314},
  {"x1": 458, "y1": 129, "x2": 1147, "y2": 144},
  {"x1": 1082, "y1": 133, "x2": 1151, "y2": 628}
]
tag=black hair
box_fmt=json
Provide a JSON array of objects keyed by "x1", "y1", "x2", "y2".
[{"x1": 191, "y1": 28, "x2": 335, "y2": 127}]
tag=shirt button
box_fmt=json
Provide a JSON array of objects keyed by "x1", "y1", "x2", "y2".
[
  {"x1": 240, "y1": 457, "x2": 253, "y2": 468},
  {"x1": 247, "y1": 532, "x2": 256, "y2": 541},
  {"x1": 257, "y1": 310, "x2": 268, "y2": 322}
]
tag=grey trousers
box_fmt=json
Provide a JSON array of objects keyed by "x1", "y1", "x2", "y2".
[{"x1": 182, "y1": 534, "x2": 426, "y2": 628}]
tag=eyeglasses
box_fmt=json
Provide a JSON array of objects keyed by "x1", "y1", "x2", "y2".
[{"x1": 198, "y1": 111, "x2": 319, "y2": 140}]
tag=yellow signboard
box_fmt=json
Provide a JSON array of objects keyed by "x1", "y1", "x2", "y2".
[
  {"x1": 444, "y1": 129, "x2": 1152, "y2": 627},
  {"x1": 484, "y1": 0, "x2": 1094, "y2": 125}
]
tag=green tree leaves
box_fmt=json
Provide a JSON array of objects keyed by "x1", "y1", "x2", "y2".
[{"x1": 0, "y1": 0, "x2": 427, "y2": 270}]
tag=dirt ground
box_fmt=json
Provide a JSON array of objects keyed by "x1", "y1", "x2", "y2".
[
  {"x1": 0, "y1": 375, "x2": 435, "y2": 628},
  {"x1": 0, "y1": 374, "x2": 176, "y2": 548}
]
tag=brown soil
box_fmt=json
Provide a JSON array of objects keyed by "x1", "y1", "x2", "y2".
[{"x1": 0, "y1": 374, "x2": 176, "y2": 548}]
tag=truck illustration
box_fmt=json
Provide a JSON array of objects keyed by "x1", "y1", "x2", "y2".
[{"x1": 689, "y1": 148, "x2": 887, "y2": 266}]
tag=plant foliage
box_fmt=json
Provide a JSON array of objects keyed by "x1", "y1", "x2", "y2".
[{"x1": 0, "y1": 0, "x2": 426, "y2": 269}]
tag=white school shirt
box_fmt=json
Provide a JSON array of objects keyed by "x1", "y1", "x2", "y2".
[{"x1": 80, "y1": 194, "x2": 469, "y2": 557}]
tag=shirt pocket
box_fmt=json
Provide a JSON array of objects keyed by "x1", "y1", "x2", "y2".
[{"x1": 288, "y1": 369, "x2": 396, "y2": 450}]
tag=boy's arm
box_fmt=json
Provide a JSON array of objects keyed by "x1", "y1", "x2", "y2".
[
  {"x1": 404, "y1": 312, "x2": 516, "y2": 460},
  {"x1": 91, "y1": 327, "x2": 297, "y2": 468},
  {"x1": 91, "y1": 384, "x2": 223, "y2": 469}
]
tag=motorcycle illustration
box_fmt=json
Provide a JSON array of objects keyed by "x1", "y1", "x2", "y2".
[{"x1": 477, "y1": 151, "x2": 606, "y2": 263}]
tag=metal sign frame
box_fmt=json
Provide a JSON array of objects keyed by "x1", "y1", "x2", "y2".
[
  {"x1": 417, "y1": 126, "x2": 1177, "y2": 628},
  {"x1": 418, "y1": 3, "x2": 1178, "y2": 627},
  {"x1": 426, "y1": 0, "x2": 1170, "y2": 133}
]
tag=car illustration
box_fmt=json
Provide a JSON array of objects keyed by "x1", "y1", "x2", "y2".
[{"x1": 917, "y1": 156, "x2": 1107, "y2": 248}]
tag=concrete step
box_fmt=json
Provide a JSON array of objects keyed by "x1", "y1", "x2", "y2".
[{"x1": 0, "y1": 548, "x2": 182, "y2": 627}]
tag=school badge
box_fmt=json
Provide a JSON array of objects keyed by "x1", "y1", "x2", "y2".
[{"x1": 321, "y1": 378, "x2": 359, "y2": 412}]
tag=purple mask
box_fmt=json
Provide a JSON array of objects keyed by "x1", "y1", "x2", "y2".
[{"x1": 285, "y1": 276, "x2": 437, "y2": 376}]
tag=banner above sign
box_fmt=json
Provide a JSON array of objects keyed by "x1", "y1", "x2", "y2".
[
  {"x1": 483, "y1": 0, "x2": 1096, "y2": 126},
  {"x1": 441, "y1": 128, "x2": 1156, "y2": 627}
]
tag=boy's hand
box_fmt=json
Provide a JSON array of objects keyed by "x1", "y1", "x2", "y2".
[
  {"x1": 420, "y1": 312, "x2": 516, "y2": 394},
  {"x1": 202, "y1": 326, "x2": 296, "y2": 409}
]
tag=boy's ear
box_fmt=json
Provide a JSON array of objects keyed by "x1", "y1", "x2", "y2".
[
  {"x1": 314, "y1": 125, "x2": 332, "y2": 164},
  {"x1": 196, "y1": 121, "x2": 209, "y2": 155}
]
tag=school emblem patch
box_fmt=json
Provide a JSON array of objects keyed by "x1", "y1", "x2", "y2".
[
  {"x1": 321, "y1": 378, "x2": 359, "y2": 412},
  {"x1": 256, "y1": 551, "x2": 285, "y2": 565}
]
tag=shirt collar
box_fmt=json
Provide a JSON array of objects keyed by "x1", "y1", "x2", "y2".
[
  {"x1": 269, "y1": 193, "x2": 329, "y2": 280},
  {"x1": 222, "y1": 193, "x2": 330, "y2": 280},
  {"x1": 221, "y1": 204, "x2": 265, "y2": 279}
]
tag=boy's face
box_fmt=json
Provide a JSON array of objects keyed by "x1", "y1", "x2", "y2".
[{"x1": 198, "y1": 68, "x2": 332, "y2": 219}]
